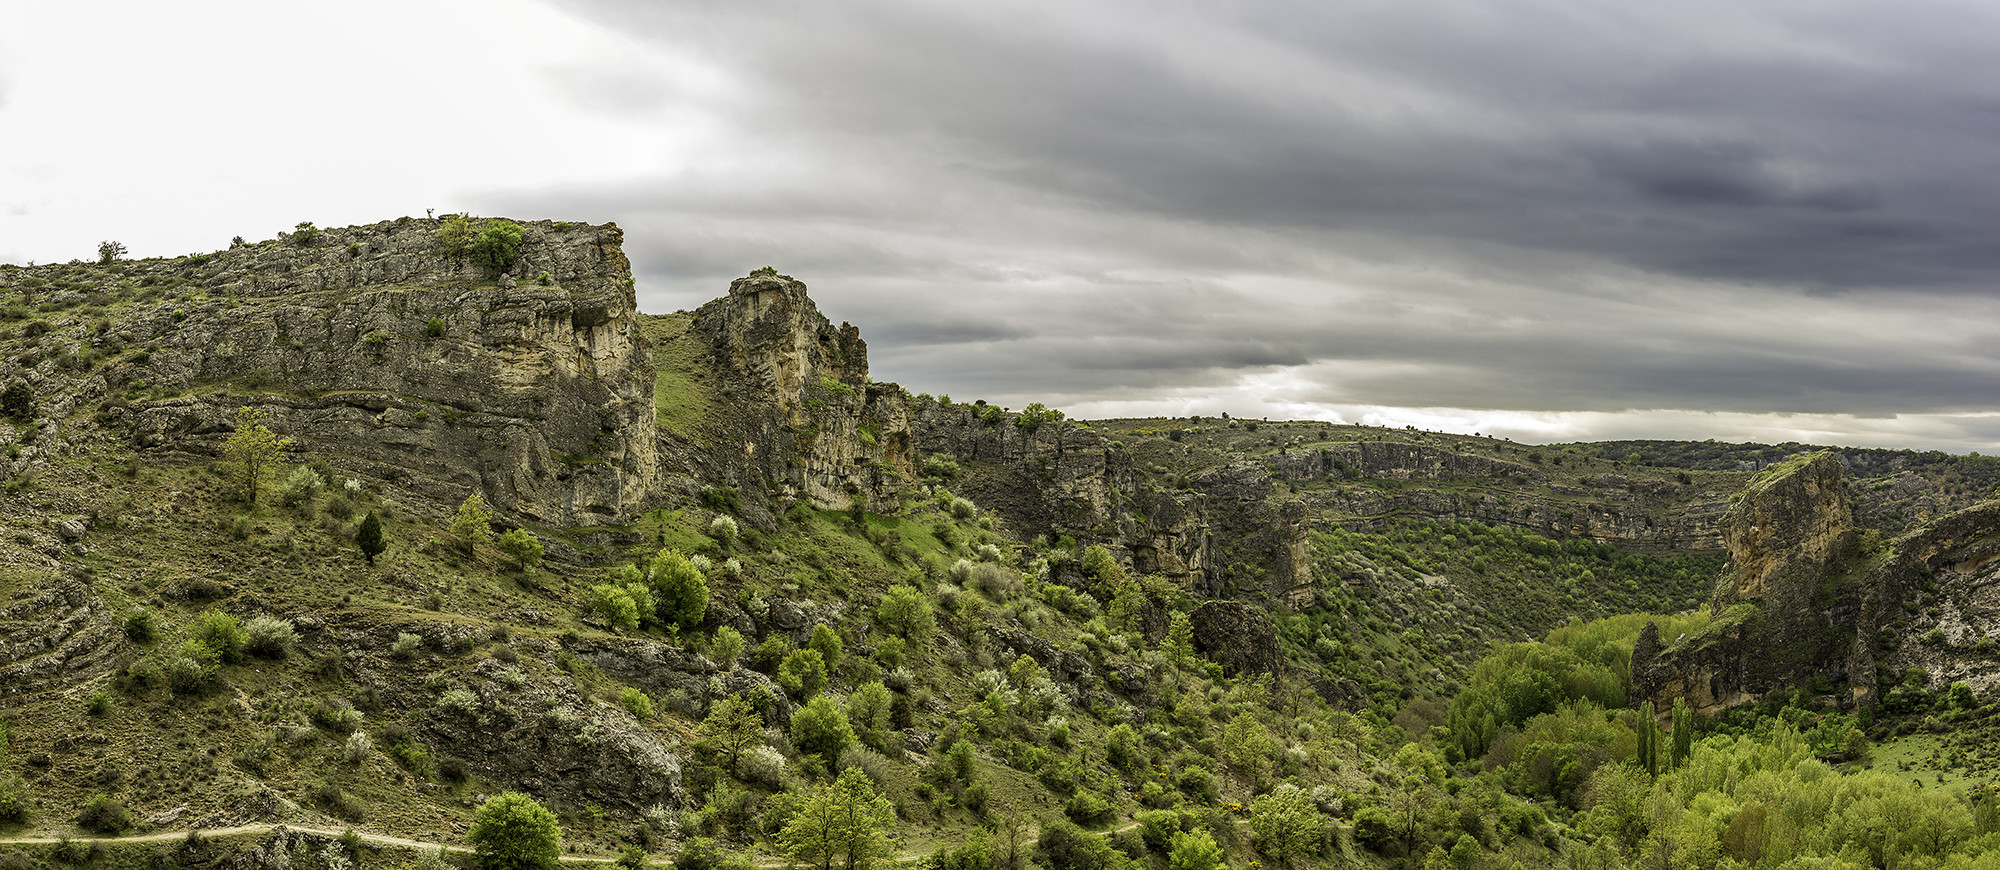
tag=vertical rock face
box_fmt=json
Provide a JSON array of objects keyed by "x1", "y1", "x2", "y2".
[
  {"x1": 111, "y1": 219, "x2": 658, "y2": 526},
  {"x1": 1717, "y1": 451, "x2": 1858, "y2": 611},
  {"x1": 691, "y1": 273, "x2": 914, "y2": 510},
  {"x1": 1633, "y1": 451, "x2": 1868, "y2": 714},
  {"x1": 910, "y1": 404, "x2": 1229, "y2": 591}
]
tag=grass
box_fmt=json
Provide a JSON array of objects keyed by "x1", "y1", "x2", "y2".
[{"x1": 638, "y1": 313, "x2": 716, "y2": 442}]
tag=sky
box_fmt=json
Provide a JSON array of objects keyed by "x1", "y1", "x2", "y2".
[{"x1": 5, "y1": 1, "x2": 1999, "y2": 452}]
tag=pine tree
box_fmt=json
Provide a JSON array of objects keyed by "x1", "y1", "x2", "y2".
[{"x1": 356, "y1": 512, "x2": 385, "y2": 564}]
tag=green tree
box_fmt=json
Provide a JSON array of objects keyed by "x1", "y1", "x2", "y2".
[
  {"x1": 1449, "y1": 833, "x2": 1481, "y2": 870},
  {"x1": 589, "y1": 583, "x2": 642, "y2": 631},
  {"x1": 848, "y1": 681, "x2": 892, "y2": 750},
  {"x1": 223, "y1": 407, "x2": 292, "y2": 504},
  {"x1": 791, "y1": 695, "x2": 856, "y2": 763},
  {"x1": 1670, "y1": 697, "x2": 1694, "y2": 768},
  {"x1": 875, "y1": 585, "x2": 934, "y2": 641},
  {"x1": 809, "y1": 624, "x2": 844, "y2": 673},
  {"x1": 497, "y1": 528, "x2": 544, "y2": 572},
  {"x1": 1167, "y1": 829, "x2": 1225, "y2": 870},
  {"x1": 779, "y1": 767, "x2": 895, "y2": 870},
  {"x1": 96, "y1": 240, "x2": 126, "y2": 264},
  {"x1": 1163, "y1": 611, "x2": 1196, "y2": 669},
  {"x1": 451, "y1": 494, "x2": 493, "y2": 554},
  {"x1": 469, "y1": 219, "x2": 524, "y2": 274},
  {"x1": 467, "y1": 791, "x2": 562, "y2": 870},
  {"x1": 696, "y1": 694, "x2": 766, "y2": 775},
  {"x1": 356, "y1": 512, "x2": 386, "y2": 564},
  {"x1": 712, "y1": 625, "x2": 745, "y2": 667},
  {"x1": 1220, "y1": 711, "x2": 1274, "y2": 782},
  {"x1": 648, "y1": 549, "x2": 709, "y2": 630},
  {"x1": 1636, "y1": 699, "x2": 1659, "y2": 776},
  {"x1": 1249, "y1": 784, "x2": 1324, "y2": 866},
  {"x1": 439, "y1": 214, "x2": 475, "y2": 260},
  {"x1": 779, "y1": 648, "x2": 830, "y2": 697}
]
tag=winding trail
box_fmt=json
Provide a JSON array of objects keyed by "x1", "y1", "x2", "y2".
[{"x1": 0, "y1": 818, "x2": 1151, "y2": 866}]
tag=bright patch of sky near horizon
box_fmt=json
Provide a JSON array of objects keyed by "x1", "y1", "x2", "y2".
[{"x1": 4, "y1": 1, "x2": 1999, "y2": 453}]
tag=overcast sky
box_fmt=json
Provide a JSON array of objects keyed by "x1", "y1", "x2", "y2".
[{"x1": 6, "y1": 1, "x2": 2000, "y2": 452}]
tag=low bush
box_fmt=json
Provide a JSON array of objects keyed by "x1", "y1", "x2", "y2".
[
  {"x1": 77, "y1": 794, "x2": 131, "y2": 834},
  {"x1": 243, "y1": 616, "x2": 297, "y2": 659}
]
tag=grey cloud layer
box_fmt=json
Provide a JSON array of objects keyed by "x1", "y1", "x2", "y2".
[{"x1": 501, "y1": 0, "x2": 2000, "y2": 433}]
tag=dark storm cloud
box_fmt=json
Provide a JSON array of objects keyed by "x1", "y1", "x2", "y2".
[{"x1": 500, "y1": 0, "x2": 2000, "y2": 437}]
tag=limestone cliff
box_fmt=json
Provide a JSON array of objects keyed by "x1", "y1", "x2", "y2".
[
  {"x1": 1623, "y1": 451, "x2": 2000, "y2": 715},
  {"x1": 687, "y1": 273, "x2": 915, "y2": 511},
  {"x1": 1268, "y1": 443, "x2": 1730, "y2": 551},
  {"x1": 1633, "y1": 451, "x2": 1869, "y2": 714},
  {"x1": 51, "y1": 218, "x2": 658, "y2": 527}
]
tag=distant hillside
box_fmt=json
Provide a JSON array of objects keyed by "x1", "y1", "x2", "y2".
[{"x1": 4, "y1": 221, "x2": 2000, "y2": 870}]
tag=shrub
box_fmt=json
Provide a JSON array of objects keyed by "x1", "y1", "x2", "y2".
[
  {"x1": 620, "y1": 687, "x2": 655, "y2": 719},
  {"x1": 439, "y1": 688, "x2": 480, "y2": 717},
  {"x1": 389, "y1": 741, "x2": 434, "y2": 778},
  {"x1": 96, "y1": 240, "x2": 126, "y2": 264},
  {"x1": 708, "y1": 515, "x2": 738, "y2": 543},
  {"x1": 808, "y1": 624, "x2": 844, "y2": 671},
  {"x1": 450, "y1": 494, "x2": 492, "y2": 552},
  {"x1": 242, "y1": 616, "x2": 298, "y2": 659},
  {"x1": 945, "y1": 739, "x2": 977, "y2": 783},
  {"x1": 162, "y1": 655, "x2": 210, "y2": 695},
  {"x1": 468, "y1": 220, "x2": 524, "y2": 274},
  {"x1": 838, "y1": 745, "x2": 893, "y2": 788},
  {"x1": 122, "y1": 610, "x2": 154, "y2": 643},
  {"x1": 971, "y1": 564, "x2": 1021, "y2": 600},
  {"x1": 469, "y1": 792, "x2": 561, "y2": 870},
  {"x1": 344, "y1": 730, "x2": 375, "y2": 763},
  {"x1": 0, "y1": 773, "x2": 28, "y2": 824},
  {"x1": 77, "y1": 794, "x2": 131, "y2": 834},
  {"x1": 876, "y1": 585, "x2": 935, "y2": 641},
  {"x1": 292, "y1": 222, "x2": 320, "y2": 246},
  {"x1": 0, "y1": 383, "x2": 35, "y2": 421},
  {"x1": 1063, "y1": 790, "x2": 1114, "y2": 826},
  {"x1": 392, "y1": 632, "x2": 423, "y2": 660},
  {"x1": 590, "y1": 583, "x2": 643, "y2": 632},
  {"x1": 1036, "y1": 821, "x2": 1121, "y2": 870},
  {"x1": 439, "y1": 214, "x2": 475, "y2": 257},
  {"x1": 356, "y1": 512, "x2": 386, "y2": 564},
  {"x1": 311, "y1": 783, "x2": 366, "y2": 822},
  {"x1": 740, "y1": 745, "x2": 789, "y2": 787},
  {"x1": 711, "y1": 626, "x2": 744, "y2": 668},
  {"x1": 949, "y1": 496, "x2": 977, "y2": 520},
  {"x1": 648, "y1": 549, "x2": 709, "y2": 631},
  {"x1": 279, "y1": 466, "x2": 323, "y2": 508},
  {"x1": 310, "y1": 701, "x2": 364, "y2": 734}
]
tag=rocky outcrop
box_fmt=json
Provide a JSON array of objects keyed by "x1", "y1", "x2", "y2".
[
  {"x1": 1189, "y1": 600, "x2": 1282, "y2": 677},
  {"x1": 58, "y1": 218, "x2": 658, "y2": 527},
  {"x1": 1271, "y1": 443, "x2": 1729, "y2": 551},
  {"x1": 1717, "y1": 451, "x2": 1858, "y2": 610},
  {"x1": 690, "y1": 273, "x2": 915, "y2": 511},
  {"x1": 1634, "y1": 452, "x2": 1880, "y2": 714},
  {"x1": 913, "y1": 403, "x2": 1219, "y2": 591}
]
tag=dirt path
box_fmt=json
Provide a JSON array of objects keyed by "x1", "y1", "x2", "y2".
[
  {"x1": 0, "y1": 817, "x2": 1148, "y2": 866},
  {"x1": 0, "y1": 824, "x2": 616, "y2": 865}
]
